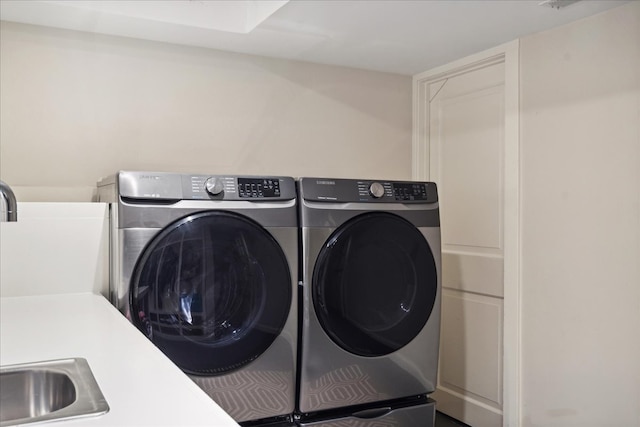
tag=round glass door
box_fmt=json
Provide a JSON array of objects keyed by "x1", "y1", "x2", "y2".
[
  {"x1": 313, "y1": 212, "x2": 437, "y2": 357},
  {"x1": 131, "y1": 211, "x2": 292, "y2": 375}
]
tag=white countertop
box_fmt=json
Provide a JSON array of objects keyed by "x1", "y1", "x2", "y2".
[{"x1": 0, "y1": 293, "x2": 239, "y2": 426}]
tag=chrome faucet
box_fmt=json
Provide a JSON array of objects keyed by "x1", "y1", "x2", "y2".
[{"x1": 0, "y1": 180, "x2": 17, "y2": 222}]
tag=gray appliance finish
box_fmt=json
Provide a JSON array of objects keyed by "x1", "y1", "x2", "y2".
[
  {"x1": 297, "y1": 177, "x2": 441, "y2": 424},
  {"x1": 299, "y1": 399, "x2": 435, "y2": 427},
  {"x1": 97, "y1": 171, "x2": 298, "y2": 424}
]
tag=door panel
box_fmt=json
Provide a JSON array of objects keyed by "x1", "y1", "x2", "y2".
[
  {"x1": 428, "y1": 61, "x2": 505, "y2": 426},
  {"x1": 438, "y1": 87, "x2": 504, "y2": 252},
  {"x1": 440, "y1": 289, "x2": 503, "y2": 407},
  {"x1": 442, "y1": 252, "x2": 503, "y2": 298}
]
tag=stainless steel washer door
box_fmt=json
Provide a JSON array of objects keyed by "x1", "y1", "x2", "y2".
[
  {"x1": 130, "y1": 210, "x2": 292, "y2": 375},
  {"x1": 312, "y1": 212, "x2": 437, "y2": 357}
]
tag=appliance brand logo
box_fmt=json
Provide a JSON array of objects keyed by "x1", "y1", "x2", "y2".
[
  {"x1": 139, "y1": 175, "x2": 161, "y2": 180},
  {"x1": 316, "y1": 180, "x2": 335, "y2": 185}
]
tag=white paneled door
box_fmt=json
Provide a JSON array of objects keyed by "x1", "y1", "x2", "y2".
[
  {"x1": 413, "y1": 43, "x2": 520, "y2": 427},
  {"x1": 430, "y1": 60, "x2": 504, "y2": 427}
]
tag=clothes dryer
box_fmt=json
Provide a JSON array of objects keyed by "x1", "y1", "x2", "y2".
[
  {"x1": 296, "y1": 178, "x2": 441, "y2": 426},
  {"x1": 98, "y1": 171, "x2": 298, "y2": 424}
]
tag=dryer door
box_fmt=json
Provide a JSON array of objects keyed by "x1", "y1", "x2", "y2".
[
  {"x1": 313, "y1": 212, "x2": 437, "y2": 357},
  {"x1": 130, "y1": 211, "x2": 292, "y2": 375}
]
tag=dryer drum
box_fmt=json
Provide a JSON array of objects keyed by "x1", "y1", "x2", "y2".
[
  {"x1": 130, "y1": 210, "x2": 292, "y2": 375},
  {"x1": 312, "y1": 212, "x2": 437, "y2": 357}
]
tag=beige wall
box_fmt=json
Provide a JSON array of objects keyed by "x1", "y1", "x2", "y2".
[
  {"x1": 0, "y1": 22, "x2": 412, "y2": 201},
  {"x1": 520, "y1": 2, "x2": 640, "y2": 426}
]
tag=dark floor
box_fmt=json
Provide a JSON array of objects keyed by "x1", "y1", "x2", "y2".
[{"x1": 435, "y1": 411, "x2": 472, "y2": 427}]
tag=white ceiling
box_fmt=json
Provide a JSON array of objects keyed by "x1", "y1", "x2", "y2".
[{"x1": 0, "y1": 0, "x2": 630, "y2": 75}]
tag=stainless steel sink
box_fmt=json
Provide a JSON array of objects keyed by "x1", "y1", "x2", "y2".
[{"x1": 0, "y1": 358, "x2": 109, "y2": 426}]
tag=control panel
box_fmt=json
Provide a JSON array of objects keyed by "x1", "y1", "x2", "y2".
[
  {"x1": 186, "y1": 175, "x2": 292, "y2": 201},
  {"x1": 237, "y1": 178, "x2": 281, "y2": 198},
  {"x1": 392, "y1": 182, "x2": 429, "y2": 201},
  {"x1": 115, "y1": 172, "x2": 296, "y2": 201},
  {"x1": 300, "y1": 178, "x2": 437, "y2": 203}
]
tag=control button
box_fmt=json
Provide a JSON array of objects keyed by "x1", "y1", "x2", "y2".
[
  {"x1": 369, "y1": 182, "x2": 385, "y2": 198},
  {"x1": 204, "y1": 177, "x2": 224, "y2": 196}
]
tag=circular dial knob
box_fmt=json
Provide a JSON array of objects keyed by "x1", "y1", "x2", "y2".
[
  {"x1": 369, "y1": 182, "x2": 385, "y2": 198},
  {"x1": 204, "y1": 177, "x2": 224, "y2": 196}
]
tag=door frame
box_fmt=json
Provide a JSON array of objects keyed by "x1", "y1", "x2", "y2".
[{"x1": 412, "y1": 40, "x2": 521, "y2": 427}]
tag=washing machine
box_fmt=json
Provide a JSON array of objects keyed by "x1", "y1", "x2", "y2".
[
  {"x1": 296, "y1": 177, "x2": 441, "y2": 426},
  {"x1": 97, "y1": 171, "x2": 298, "y2": 425}
]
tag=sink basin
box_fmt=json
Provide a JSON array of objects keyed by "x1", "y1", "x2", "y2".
[{"x1": 0, "y1": 358, "x2": 109, "y2": 426}]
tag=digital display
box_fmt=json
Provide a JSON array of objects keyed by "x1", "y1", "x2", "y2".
[
  {"x1": 393, "y1": 183, "x2": 428, "y2": 201},
  {"x1": 238, "y1": 178, "x2": 281, "y2": 198}
]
